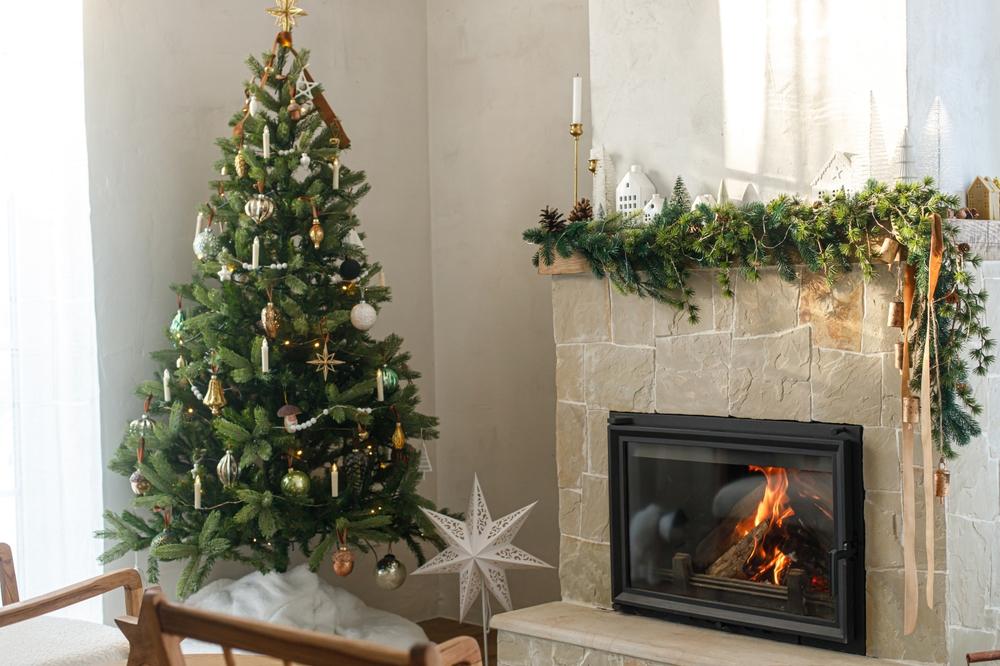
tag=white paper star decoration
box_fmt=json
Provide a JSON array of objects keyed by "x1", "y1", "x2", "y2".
[
  {"x1": 295, "y1": 71, "x2": 319, "y2": 103},
  {"x1": 413, "y1": 475, "x2": 551, "y2": 621}
]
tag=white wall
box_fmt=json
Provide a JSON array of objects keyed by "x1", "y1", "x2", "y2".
[
  {"x1": 426, "y1": 0, "x2": 588, "y2": 618},
  {"x1": 83, "y1": 0, "x2": 439, "y2": 621}
]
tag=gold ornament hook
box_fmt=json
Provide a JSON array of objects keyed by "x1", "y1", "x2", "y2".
[{"x1": 266, "y1": 0, "x2": 307, "y2": 33}]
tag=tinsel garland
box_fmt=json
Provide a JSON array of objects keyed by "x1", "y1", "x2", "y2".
[{"x1": 524, "y1": 178, "x2": 994, "y2": 457}]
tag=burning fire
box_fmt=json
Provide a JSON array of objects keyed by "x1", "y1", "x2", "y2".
[{"x1": 738, "y1": 465, "x2": 796, "y2": 585}]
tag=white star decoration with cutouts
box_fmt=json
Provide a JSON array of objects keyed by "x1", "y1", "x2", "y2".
[
  {"x1": 412, "y1": 475, "x2": 551, "y2": 621},
  {"x1": 295, "y1": 71, "x2": 319, "y2": 103}
]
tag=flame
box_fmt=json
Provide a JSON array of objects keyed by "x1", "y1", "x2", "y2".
[{"x1": 742, "y1": 465, "x2": 797, "y2": 585}]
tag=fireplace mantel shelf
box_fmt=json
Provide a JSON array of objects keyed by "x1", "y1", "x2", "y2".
[{"x1": 491, "y1": 602, "x2": 900, "y2": 665}]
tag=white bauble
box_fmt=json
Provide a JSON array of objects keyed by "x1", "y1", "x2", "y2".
[
  {"x1": 248, "y1": 97, "x2": 260, "y2": 117},
  {"x1": 193, "y1": 229, "x2": 220, "y2": 260},
  {"x1": 350, "y1": 300, "x2": 377, "y2": 331}
]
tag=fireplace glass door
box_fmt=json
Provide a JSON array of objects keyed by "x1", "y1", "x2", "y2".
[{"x1": 609, "y1": 413, "x2": 864, "y2": 654}]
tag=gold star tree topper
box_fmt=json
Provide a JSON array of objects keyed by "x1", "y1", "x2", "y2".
[{"x1": 266, "y1": 0, "x2": 308, "y2": 32}]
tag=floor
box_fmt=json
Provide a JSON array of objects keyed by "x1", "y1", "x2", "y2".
[{"x1": 419, "y1": 617, "x2": 498, "y2": 665}]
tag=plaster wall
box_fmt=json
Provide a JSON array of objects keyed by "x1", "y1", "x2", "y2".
[{"x1": 83, "y1": 0, "x2": 438, "y2": 621}]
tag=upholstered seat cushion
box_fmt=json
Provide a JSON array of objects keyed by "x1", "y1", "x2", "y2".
[{"x1": 0, "y1": 616, "x2": 129, "y2": 665}]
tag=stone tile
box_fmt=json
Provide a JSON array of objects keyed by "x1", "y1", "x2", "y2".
[
  {"x1": 611, "y1": 289, "x2": 654, "y2": 346},
  {"x1": 557, "y1": 401, "x2": 586, "y2": 490},
  {"x1": 913, "y1": 473, "x2": 948, "y2": 571},
  {"x1": 861, "y1": 267, "x2": 899, "y2": 354},
  {"x1": 585, "y1": 344, "x2": 655, "y2": 412},
  {"x1": 799, "y1": 269, "x2": 864, "y2": 351},
  {"x1": 497, "y1": 631, "x2": 529, "y2": 666},
  {"x1": 881, "y1": 353, "x2": 901, "y2": 428},
  {"x1": 653, "y1": 271, "x2": 714, "y2": 337},
  {"x1": 553, "y1": 276, "x2": 611, "y2": 344},
  {"x1": 864, "y1": 491, "x2": 902, "y2": 569},
  {"x1": 811, "y1": 348, "x2": 882, "y2": 426},
  {"x1": 581, "y1": 474, "x2": 610, "y2": 543},
  {"x1": 559, "y1": 535, "x2": 612, "y2": 607},
  {"x1": 712, "y1": 272, "x2": 734, "y2": 330},
  {"x1": 867, "y1": 568, "x2": 947, "y2": 663},
  {"x1": 733, "y1": 267, "x2": 800, "y2": 336},
  {"x1": 990, "y1": 376, "x2": 1000, "y2": 459},
  {"x1": 949, "y1": 443, "x2": 1000, "y2": 521},
  {"x1": 556, "y1": 345, "x2": 585, "y2": 403},
  {"x1": 948, "y1": 515, "x2": 993, "y2": 629},
  {"x1": 655, "y1": 332, "x2": 731, "y2": 416},
  {"x1": 729, "y1": 326, "x2": 811, "y2": 421},
  {"x1": 863, "y1": 427, "x2": 900, "y2": 492},
  {"x1": 559, "y1": 488, "x2": 582, "y2": 538},
  {"x1": 527, "y1": 636, "x2": 555, "y2": 663},
  {"x1": 582, "y1": 650, "x2": 624, "y2": 666},
  {"x1": 587, "y1": 409, "x2": 610, "y2": 476},
  {"x1": 949, "y1": 627, "x2": 999, "y2": 666},
  {"x1": 552, "y1": 641, "x2": 587, "y2": 665}
]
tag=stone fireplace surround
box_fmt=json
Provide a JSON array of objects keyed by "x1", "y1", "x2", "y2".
[{"x1": 494, "y1": 265, "x2": 954, "y2": 665}]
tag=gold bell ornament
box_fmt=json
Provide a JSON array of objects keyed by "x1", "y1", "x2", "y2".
[
  {"x1": 934, "y1": 457, "x2": 951, "y2": 501},
  {"x1": 261, "y1": 299, "x2": 280, "y2": 338},
  {"x1": 894, "y1": 342, "x2": 906, "y2": 370},
  {"x1": 887, "y1": 300, "x2": 905, "y2": 328},
  {"x1": 901, "y1": 396, "x2": 920, "y2": 424},
  {"x1": 203, "y1": 373, "x2": 227, "y2": 415}
]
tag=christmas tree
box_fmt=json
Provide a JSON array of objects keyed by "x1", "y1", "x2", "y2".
[{"x1": 98, "y1": 2, "x2": 443, "y2": 597}]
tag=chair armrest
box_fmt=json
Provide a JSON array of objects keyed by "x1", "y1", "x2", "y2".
[
  {"x1": 435, "y1": 636, "x2": 483, "y2": 665},
  {"x1": 0, "y1": 568, "x2": 143, "y2": 627},
  {"x1": 0, "y1": 543, "x2": 18, "y2": 605}
]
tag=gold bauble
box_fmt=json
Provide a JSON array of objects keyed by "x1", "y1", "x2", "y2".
[
  {"x1": 203, "y1": 374, "x2": 227, "y2": 415},
  {"x1": 129, "y1": 469, "x2": 151, "y2": 496},
  {"x1": 391, "y1": 421, "x2": 406, "y2": 450},
  {"x1": 333, "y1": 546, "x2": 355, "y2": 576},
  {"x1": 234, "y1": 150, "x2": 248, "y2": 177},
  {"x1": 260, "y1": 302, "x2": 280, "y2": 338},
  {"x1": 309, "y1": 219, "x2": 324, "y2": 249}
]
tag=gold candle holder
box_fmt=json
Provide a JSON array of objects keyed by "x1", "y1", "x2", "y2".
[
  {"x1": 588, "y1": 157, "x2": 599, "y2": 175},
  {"x1": 570, "y1": 122, "x2": 583, "y2": 204}
]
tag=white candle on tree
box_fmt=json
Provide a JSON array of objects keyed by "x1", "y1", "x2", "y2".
[
  {"x1": 163, "y1": 369, "x2": 172, "y2": 402},
  {"x1": 263, "y1": 126, "x2": 271, "y2": 159},
  {"x1": 252, "y1": 236, "x2": 260, "y2": 269},
  {"x1": 261, "y1": 338, "x2": 269, "y2": 373},
  {"x1": 571, "y1": 74, "x2": 582, "y2": 124},
  {"x1": 331, "y1": 463, "x2": 339, "y2": 497},
  {"x1": 194, "y1": 475, "x2": 202, "y2": 510}
]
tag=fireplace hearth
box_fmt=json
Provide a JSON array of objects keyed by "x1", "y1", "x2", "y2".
[{"x1": 608, "y1": 412, "x2": 865, "y2": 654}]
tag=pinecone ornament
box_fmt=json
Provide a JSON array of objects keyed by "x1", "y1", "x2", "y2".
[
  {"x1": 568, "y1": 198, "x2": 593, "y2": 222},
  {"x1": 343, "y1": 447, "x2": 368, "y2": 495},
  {"x1": 538, "y1": 206, "x2": 565, "y2": 234}
]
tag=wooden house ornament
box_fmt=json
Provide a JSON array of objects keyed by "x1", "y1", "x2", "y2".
[{"x1": 967, "y1": 176, "x2": 1000, "y2": 220}]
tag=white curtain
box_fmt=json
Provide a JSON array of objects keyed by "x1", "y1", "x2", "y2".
[{"x1": 0, "y1": 1, "x2": 103, "y2": 621}]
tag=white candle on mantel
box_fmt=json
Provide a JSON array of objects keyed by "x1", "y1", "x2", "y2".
[
  {"x1": 571, "y1": 74, "x2": 582, "y2": 124},
  {"x1": 163, "y1": 369, "x2": 172, "y2": 402},
  {"x1": 331, "y1": 463, "x2": 339, "y2": 497},
  {"x1": 251, "y1": 236, "x2": 260, "y2": 269},
  {"x1": 261, "y1": 338, "x2": 269, "y2": 373}
]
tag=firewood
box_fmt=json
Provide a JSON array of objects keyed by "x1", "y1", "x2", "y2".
[
  {"x1": 706, "y1": 521, "x2": 767, "y2": 579},
  {"x1": 694, "y1": 481, "x2": 765, "y2": 570}
]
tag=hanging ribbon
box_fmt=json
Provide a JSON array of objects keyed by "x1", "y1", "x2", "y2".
[
  {"x1": 921, "y1": 214, "x2": 945, "y2": 609},
  {"x1": 899, "y1": 261, "x2": 918, "y2": 635}
]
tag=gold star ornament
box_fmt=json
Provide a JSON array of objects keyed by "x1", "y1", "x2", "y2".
[
  {"x1": 266, "y1": 0, "x2": 308, "y2": 33},
  {"x1": 307, "y1": 338, "x2": 345, "y2": 381}
]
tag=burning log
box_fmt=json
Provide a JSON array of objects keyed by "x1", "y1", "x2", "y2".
[
  {"x1": 706, "y1": 521, "x2": 768, "y2": 579},
  {"x1": 694, "y1": 481, "x2": 764, "y2": 569}
]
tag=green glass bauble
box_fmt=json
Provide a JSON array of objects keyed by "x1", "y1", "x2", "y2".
[
  {"x1": 150, "y1": 528, "x2": 178, "y2": 551},
  {"x1": 381, "y1": 366, "x2": 399, "y2": 395},
  {"x1": 169, "y1": 309, "x2": 186, "y2": 344},
  {"x1": 281, "y1": 469, "x2": 311, "y2": 497}
]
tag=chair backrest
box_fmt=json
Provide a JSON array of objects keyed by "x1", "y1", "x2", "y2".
[
  {"x1": 138, "y1": 589, "x2": 482, "y2": 666},
  {"x1": 0, "y1": 542, "x2": 20, "y2": 605}
]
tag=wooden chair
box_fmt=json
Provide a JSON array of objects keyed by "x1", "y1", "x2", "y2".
[
  {"x1": 137, "y1": 588, "x2": 483, "y2": 666},
  {"x1": 0, "y1": 541, "x2": 148, "y2": 664},
  {"x1": 968, "y1": 651, "x2": 1000, "y2": 664}
]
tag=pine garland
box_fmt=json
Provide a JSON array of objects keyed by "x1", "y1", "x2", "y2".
[{"x1": 524, "y1": 178, "x2": 994, "y2": 458}]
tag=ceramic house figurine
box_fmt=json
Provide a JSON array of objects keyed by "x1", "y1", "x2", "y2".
[
  {"x1": 811, "y1": 151, "x2": 861, "y2": 198},
  {"x1": 691, "y1": 193, "x2": 717, "y2": 210},
  {"x1": 742, "y1": 183, "x2": 761, "y2": 204},
  {"x1": 717, "y1": 179, "x2": 730, "y2": 204},
  {"x1": 643, "y1": 194, "x2": 665, "y2": 222},
  {"x1": 616, "y1": 165, "x2": 657, "y2": 215},
  {"x1": 967, "y1": 176, "x2": 999, "y2": 219}
]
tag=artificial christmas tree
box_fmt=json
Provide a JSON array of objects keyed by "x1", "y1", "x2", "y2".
[{"x1": 98, "y1": 2, "x2": 444, "y2": 597}]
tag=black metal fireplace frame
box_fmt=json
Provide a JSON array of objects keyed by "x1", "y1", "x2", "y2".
[{"x1": 608, "y1": 412, "x2": 865, "y2": 654}]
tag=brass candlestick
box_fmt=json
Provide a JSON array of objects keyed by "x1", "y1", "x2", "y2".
[
  {"x1": 588, "y1": 157, "x2": 599, "y2": 175},
  {"x1": 570, "y1": 122, "x2": 583, "y2": 204}
]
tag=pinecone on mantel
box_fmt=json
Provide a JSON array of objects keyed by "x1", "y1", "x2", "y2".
[
  {"x1": 539, "y1": 206, "x2": 566, "y2": 233},
  {"x1": 568, "y1": 198, "x2": 593, "y2": 222}
]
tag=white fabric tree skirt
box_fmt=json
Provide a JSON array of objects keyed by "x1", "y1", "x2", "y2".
[{"x1": 183, "y1": 564, "x2": 428, "y2": 653}]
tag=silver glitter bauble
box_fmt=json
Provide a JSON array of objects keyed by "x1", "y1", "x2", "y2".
[
  {"x1": 350, "y1": 300, "x2": 377, "y2": 331},
  {"x1": 193, "y1": 229, "x2": 221, "y2": 260},
  {"x1": 244, "y1": 193, "x2": 276, "y2": 224},
  {"x1": 374, "y1": 553, "x2": 407, "y2": 590}
]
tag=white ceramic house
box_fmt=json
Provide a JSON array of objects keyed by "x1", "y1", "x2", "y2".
[
  {"x1": 691, "y1": 193, "x2": 716, "y2": 210},
  {"x1": 616, "y1": 165, "x2": 657, "y2": 215},
  {"x1": 643, "y1": 193, "x2": 665, "y2": 222},
  {"x1": 811, "y1": 151, "x2": 861, "y2": 198}
]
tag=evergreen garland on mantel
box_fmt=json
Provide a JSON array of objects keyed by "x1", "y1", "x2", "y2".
[{"x1": 524, "y1": 178, "x2": 994, "y2": 458}]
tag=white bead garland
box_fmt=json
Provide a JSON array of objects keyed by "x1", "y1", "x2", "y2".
[
  {"x1": 241, "y1": 261, "x2": 289, "y2": 271},
  {"x1": 189, "y1": 381, "x2": 204, "y2": 401},
  {"x1": 286, "y1": 406, "x2": 374, "y2": 433}
]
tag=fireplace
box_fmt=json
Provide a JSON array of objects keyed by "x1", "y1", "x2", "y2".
[{"x1": 608, "y1": 412, "x2": 865, "y2": 654}]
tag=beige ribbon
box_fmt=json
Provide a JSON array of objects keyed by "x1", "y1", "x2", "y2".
[
  {"x1": 921, "y1": 215, "x2": 945, "y2": 609},
  {"x1": 900, "y1": 262, "x2": 918, "y2": 634}
]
